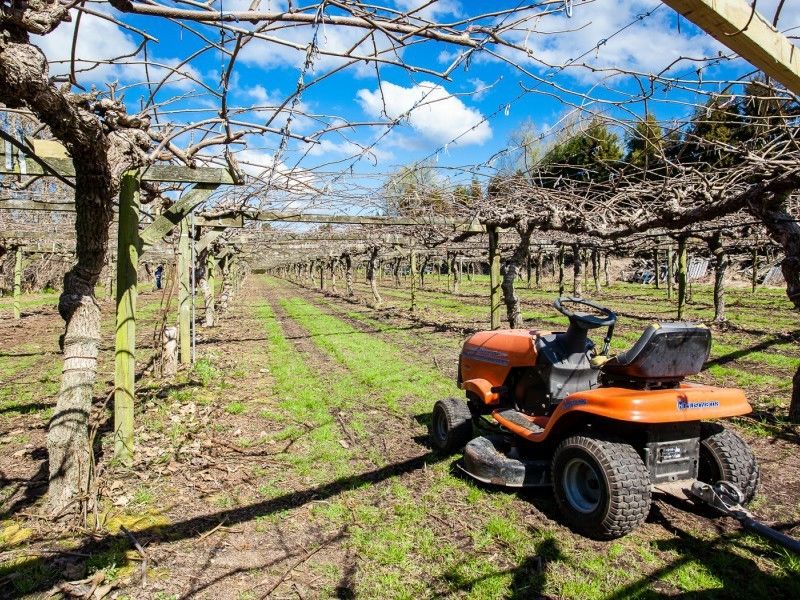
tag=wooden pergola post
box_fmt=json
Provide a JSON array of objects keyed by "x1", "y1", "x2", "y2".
[
  {"x1": 653, "y1": 246, "x2": 660, "y2": 289},
  {"x1": 558, "y1": 244, "x2": 565, "y2": 296},
  {"x1": 12, "y1": 245, "x2": 22, "y2": 319},
  {"x1": 667, "y1": 245, "x2": 674, "y2": 300},
  {"x1": 113, "y1": 170, "x2": 140, "y2": 464},
  {"x1": 751, "y1": 246, "x2": 758, "y2": 293},
  {"x1": 410, "y1": 250, "x2": 417, "y2": 312},
  {"x1": 488, "y1": 226, "x2": 501, "y2": 329},
  {"x1": 178, "y1": 218, "x2": 191, "y2": 365},
  {"x1": 677, "y1": 238, "x2": 688, "y2": 319}
]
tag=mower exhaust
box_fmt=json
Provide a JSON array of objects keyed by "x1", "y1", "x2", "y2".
[{"x1": 689, "y1": 481, "x2": 800, "y2": 554}]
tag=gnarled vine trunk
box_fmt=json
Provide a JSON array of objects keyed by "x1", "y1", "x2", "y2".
[
  {"x1": 746, "y1": 193, "x2": 800, "y2": 422},
  {"x1": 708, "y1": 233, "x2": 727, "y2": 323},
  {"x1": 343, "y1": 252, "x2": 354, "y2": 296},
  {"x1": 366, "y1": 246, "x2": 382, "y2": 306},
  {"x1": 501, "y1": 223, "x2": 535, "y2": 329},
  {"x1": 1, "y1": 21, "x2": 150, "y2": 515}
]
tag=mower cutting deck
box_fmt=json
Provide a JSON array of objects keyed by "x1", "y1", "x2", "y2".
[{"x1": 431, "y1": 297, "x2": 760, "y2": 540}]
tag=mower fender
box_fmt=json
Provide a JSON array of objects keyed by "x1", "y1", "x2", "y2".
[
  {"x1": 558, "y1": 384, "x2": 752, "y2": 423},
  {"x1": 461, "y1": 378, "x2": 500, "y2": 405}
]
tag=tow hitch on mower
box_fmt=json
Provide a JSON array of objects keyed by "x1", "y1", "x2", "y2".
[{"x1": 689, "y1": 481, "x2": 800, "y2": 554}]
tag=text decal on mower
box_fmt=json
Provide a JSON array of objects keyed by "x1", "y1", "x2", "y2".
[
  {"x1": 677, "y1": 399, "x2": 720, "y2": 410},
  {"x1": 462, "y1": 346, "x2": 509, "y2": 366}
]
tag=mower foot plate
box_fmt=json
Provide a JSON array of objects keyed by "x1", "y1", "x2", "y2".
[
  {"x1": 495, "y1": 409, "x2": 545, "y2": 435},
  {"x1": 459, "y1": 435, "x2": 549, "y2": 488}
]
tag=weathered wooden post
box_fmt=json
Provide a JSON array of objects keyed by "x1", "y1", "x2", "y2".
[
  {"x1": 113, "y1": 170, "x2": 140, "y2": 464},
  {"x1": 653, "y1": 246, "x2": 660, "y2": 289},
  {"x1": 526, "y1": 250, "x2": 532, "y2": 289},
  {"x1": 12, "y1": 245, "x2": 22, "y2": 319},
  {"x1": 751, "y1": 246, "x2": 758, "y2": 293},
  {"x1": 592, "y1": 248, "x2": 600, "y2": 293},
  {"x1": 410, "y1": 250, "x2": 418, "y2": 311},
  {"x1": 488, "y1": 226, "x2": 501, "y2": 329},
  {"x1": 319, "y1": 259, "x2": 325, "y2": 292},
  {"x1": 677, "y1": 238, "x2": 688, "y2": 320},
  {"x1": 536, "y1": 249, "x2": 543, "y2": 289},
  {"x1": 558, "y1": 244, "x2": 565, "y2": 296},
  {"x1": 178, "y1": 218, "x2": 191, "y2": 365},
  {"x1": 572, "y1": 243, "x2": 583, "y2": 297},
  {"x1": 667, "y1": 245, "x2": 674, "y2": 300}
]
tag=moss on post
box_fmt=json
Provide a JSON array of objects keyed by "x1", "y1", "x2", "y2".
[{"x1": 113, "y1": 170, "x2": 140, "y2": 465}]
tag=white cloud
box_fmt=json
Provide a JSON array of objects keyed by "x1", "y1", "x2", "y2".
[
  {"x1": 357, "y1": 81, "x2": 492, "y2": 147},
  {"x1": 33, "y1": 9, "x2": 200, "y2": 91},
  {"x1": 235, "y1": 148, "x2": 321, "y2": 194}
]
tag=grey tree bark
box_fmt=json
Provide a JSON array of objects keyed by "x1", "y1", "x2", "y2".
[
  {"x1": 366, "y1": 246, "x2": 382, "y2": 306},
  {"x1": 708, "y1": 233, "x2": 727, "y2": 323},
  {"x1": 0, "y1": 13, "x2": 151, "y2": 515},
  {"x1": 501, "y1": 222, "x2": 535, "y2": 329},
  {"x1": 342, "y1": 252, "x2": 354, "y2": 296}
]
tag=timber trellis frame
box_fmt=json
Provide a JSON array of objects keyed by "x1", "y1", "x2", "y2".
[{"x1": 1, "y1": 140, "x2": 236, "y2": 464}]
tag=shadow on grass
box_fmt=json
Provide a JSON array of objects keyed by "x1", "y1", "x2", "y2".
[
  {"x1": 0, "y1": 451, "x2": 447, "y2": 597},
  {"x1": 602, "y1": 502, "x2": 800, "y2": 599},
  {"x1": 705, "y1": 329, "x2": 800, "y2": 368}
]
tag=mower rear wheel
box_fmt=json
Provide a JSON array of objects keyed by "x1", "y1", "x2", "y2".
[
  {"x1": 431, "y1": 398, "x2": 473, "y2": 453},
  {"x1": 552, "y1": 436, "x2": 651, "y2": 539},
  {"x1": 699, "y1": 423, "x2": 759, "y2": 503}
]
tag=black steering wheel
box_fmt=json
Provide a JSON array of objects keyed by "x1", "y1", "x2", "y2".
[{"x1": 554, "y1": 297, "x2": 617, "y2": 330}]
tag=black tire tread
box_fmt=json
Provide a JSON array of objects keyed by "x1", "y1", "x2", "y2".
[
  {"x1": 699, "y1": 423, "x2": 759, "y2": 503},
  {"x1": 552, "y1": 435, "x2": 651, "y2": 540},
  {"x1": 431, "y1": 398, "x2": 472, "y2": 453}
]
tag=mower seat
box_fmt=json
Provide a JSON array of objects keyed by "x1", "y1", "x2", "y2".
[{"x1": 602, "y1": 323, "x2": 710, "y2": 383}]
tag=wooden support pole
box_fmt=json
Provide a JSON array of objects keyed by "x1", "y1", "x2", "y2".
[
  {"x1": 113, "y1": 170, "x2": 140, "y2": 465},
  {"x1": 592, "y1": 248, "x2": 600, "y2": 293},
  {"x1": 410, "y1": 250, "x2": 417, "y2": 312},
  {"x1": 12, "y1": 245, "x2": 22, "y2": 319},
  {"x1": 526, "y1": 251, "x2": 532, "y2": 289},
  {"x1": 572, "y1": 243, "x2": 583, "y2": 297},
  {"x1": 661, "y1": 0, "x2": 800, "y2": 95},
  {"x1": 653, "y1": 247, "x2": 660, "y2": 289},
  {"x1": 535, "y1": 250, "x2": 543, "y2": 289},
  {"x1": 667, "y1": 245, "x2": 674, "y2": 300},
  {"x1": 178, "y1": 218, "x2": 191, "y2": 365},
  {"x1": 677, "y1": 238, "x2": 688, "y2": 320},
  {"x1": 558, "y1": 245, "x2": 565, "y2": 297},
  {"x1": 488, "y1": 226, "x2": 501, "y2": 330},
  {"x1": 603, "y1": 253, "x2": 610, "y2": 287},
  {"x1": 751, "y1": 246, "x2": 758, "y2": 293}
]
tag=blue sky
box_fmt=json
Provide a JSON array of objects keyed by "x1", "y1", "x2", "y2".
[{"x1": 30, "y1": 0, "x2": 800, "y2": 203}]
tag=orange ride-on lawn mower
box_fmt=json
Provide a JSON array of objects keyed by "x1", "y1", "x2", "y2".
[{"x1": 431, "y1": 297, "x2": 761, "y2": 540}]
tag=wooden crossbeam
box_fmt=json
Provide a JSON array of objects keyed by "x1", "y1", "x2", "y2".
[
  {"x1": 138, "y1": 184, "x2": 218, "y2": 249},
  {"x1": 195, "y1": 214, "x2": 244, "y2": 228},
  {"x1": 238, "y1": 210, "x2": 484, "y2": 231},
  {"x1": 0, "y1": 138, "x2": 235, "y2": 184},
  {"x1": 662, "y1": 0, "x2": 800, "y2": 94},
  {"x1": 196, "y1": 228, "x2": 226, "y2": 253}
]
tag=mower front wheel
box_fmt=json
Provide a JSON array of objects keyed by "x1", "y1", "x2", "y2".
[
  {"x1": 552, "y1": 435, "x2": 651, "y2": 539},
  {"x1": 430, "y1": 398, "x2": 473, "y2": 454}
]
